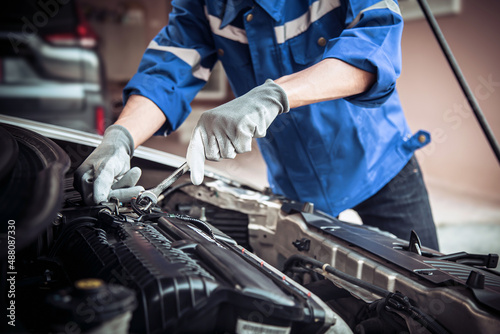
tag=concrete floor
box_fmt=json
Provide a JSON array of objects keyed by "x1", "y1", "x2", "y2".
[
  {"x1": 141, "y1": 107, "x2": 500, "y2": 259},
  {"x1": 427, "y1": 188, "x2": 500, "y2": 256}
]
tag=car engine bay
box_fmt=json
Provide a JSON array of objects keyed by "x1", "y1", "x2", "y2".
[{"x1": 1, "y1": 118, "x2": 500, "y2": 334}]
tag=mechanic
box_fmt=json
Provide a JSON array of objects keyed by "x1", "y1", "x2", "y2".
[{"x1": 75, "y1": 0, "x2": 440, "y2": 250}]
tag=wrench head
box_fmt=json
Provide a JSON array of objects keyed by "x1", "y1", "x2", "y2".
[{"x1": 137, "y1": 190, "x2": 158, "y2": 206}]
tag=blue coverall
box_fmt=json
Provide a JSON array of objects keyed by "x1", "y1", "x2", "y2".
[{"x1": 124, "y1": 0, "x2": 440, "y2": 249}]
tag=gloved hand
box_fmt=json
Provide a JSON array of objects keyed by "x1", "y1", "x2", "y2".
[
  {"x1": 187, "y1": 79, "x2": 289, "y2": 185},
  {"x1": 74, "y1": 124, "x2": 144, "y2": 205}
]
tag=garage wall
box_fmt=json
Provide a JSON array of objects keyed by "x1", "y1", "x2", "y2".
[
  {"x1": 80, "y1": 0, "x2": 171, "y2": 81},
  {"x1": 398, "y1": 0, "x2": 500, "y2": 204}
]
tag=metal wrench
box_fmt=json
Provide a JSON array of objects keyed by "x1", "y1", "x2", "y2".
[{"x1": 137, "y1": 162, "x2": 190, "y2": 206}]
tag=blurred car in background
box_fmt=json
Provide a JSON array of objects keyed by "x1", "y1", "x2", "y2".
[{"x1": 0, "y1": 0, "x2": 109, "y2": 134}]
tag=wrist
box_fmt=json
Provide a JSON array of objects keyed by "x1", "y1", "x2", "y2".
[
  {"x1": 104, "y1": 124, "x2": 135, "y2": 156},
  {"x1": 116, "y1": 94, "x2": 167, "y2": 148},
  {"x1": 263, "y1": 79, "x2": 290, "y2": 114}
]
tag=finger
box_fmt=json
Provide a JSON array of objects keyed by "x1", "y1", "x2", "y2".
[
  {"x1": 78, "y1": 169, "x2": 96, "y2": 206},
  {"x1": 73, "y1": 161, "x2": 91, "y2": 190},
  {"x1": 217, "y1": 135, "x2": 237, "y2": 159},
  {"x1": 112, "y1": 167, "x2": 142, "y2": 190},
  {"x1": 109, "y1": 186, "x2": 145, "y2": 203},
  {"x1": 187, "y1": 128, "x2": 205, "y2": 185},
  {"x1": 205, "y1": 130, "x2": 221, "y2": 161},
  {"x1": 232, "y1": 134, "x2": 253, "y2": 154},
  {"x1": 252, "y1": 115, "x2": 269, "y2": 138},
  {"x1": 93, "y1": 166, "x2": 115, "y2": 204}
]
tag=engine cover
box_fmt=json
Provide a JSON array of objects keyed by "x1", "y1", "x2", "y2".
[{"x1": 54, "y1": 208, "x2": 336, "y2": 334}]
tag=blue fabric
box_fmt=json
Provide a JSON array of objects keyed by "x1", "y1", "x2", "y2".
[{"x1": 123, "y1": 0, "x2": 431, "y2": 216}]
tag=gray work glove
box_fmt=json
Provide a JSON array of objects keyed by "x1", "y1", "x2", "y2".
[
  {"x1": 187, "y1": 79, "x2": 289, "y2": 185},
  {"x1": 74, "y1": 124, "x2": 144, "y2": 205}
]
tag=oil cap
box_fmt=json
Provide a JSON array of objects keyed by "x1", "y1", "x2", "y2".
[{"x1": 47, "y1": 278, "x2": 136, "y2": 333}]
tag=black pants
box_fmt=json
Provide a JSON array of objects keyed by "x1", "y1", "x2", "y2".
[{"x1": 353, "y1": 156, "x2": 440, "y2": 250}]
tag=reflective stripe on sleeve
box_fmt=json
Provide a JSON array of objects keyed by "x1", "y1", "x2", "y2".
[
  {"x1": 147, "y1": 40, "x2": 211, "y2": 81},
  {"x1": 204, "y1": 7, "x2": 248, "y2": 44},
  {"x1": 274, "y1": 0, "x2": 341, "y2": 44},
  {"x1": 346, "y1": 0, "x2": 401, "y2": 29}
]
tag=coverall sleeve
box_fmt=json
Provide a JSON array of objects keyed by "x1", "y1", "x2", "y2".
[
  {"x1": 123, "y1": 0, "x2": 218, "y2": 135},
  {"x1": 323, "y1": 0, "x2": 404, "y2": 107}
]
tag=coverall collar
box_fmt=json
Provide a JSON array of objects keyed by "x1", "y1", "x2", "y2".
[
  {"x1": 254, "y1": 0, "x2": 285, "y2": 21},
  {"x1": 220, "y1": 0, "x2": 285, "y2": 28}
]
